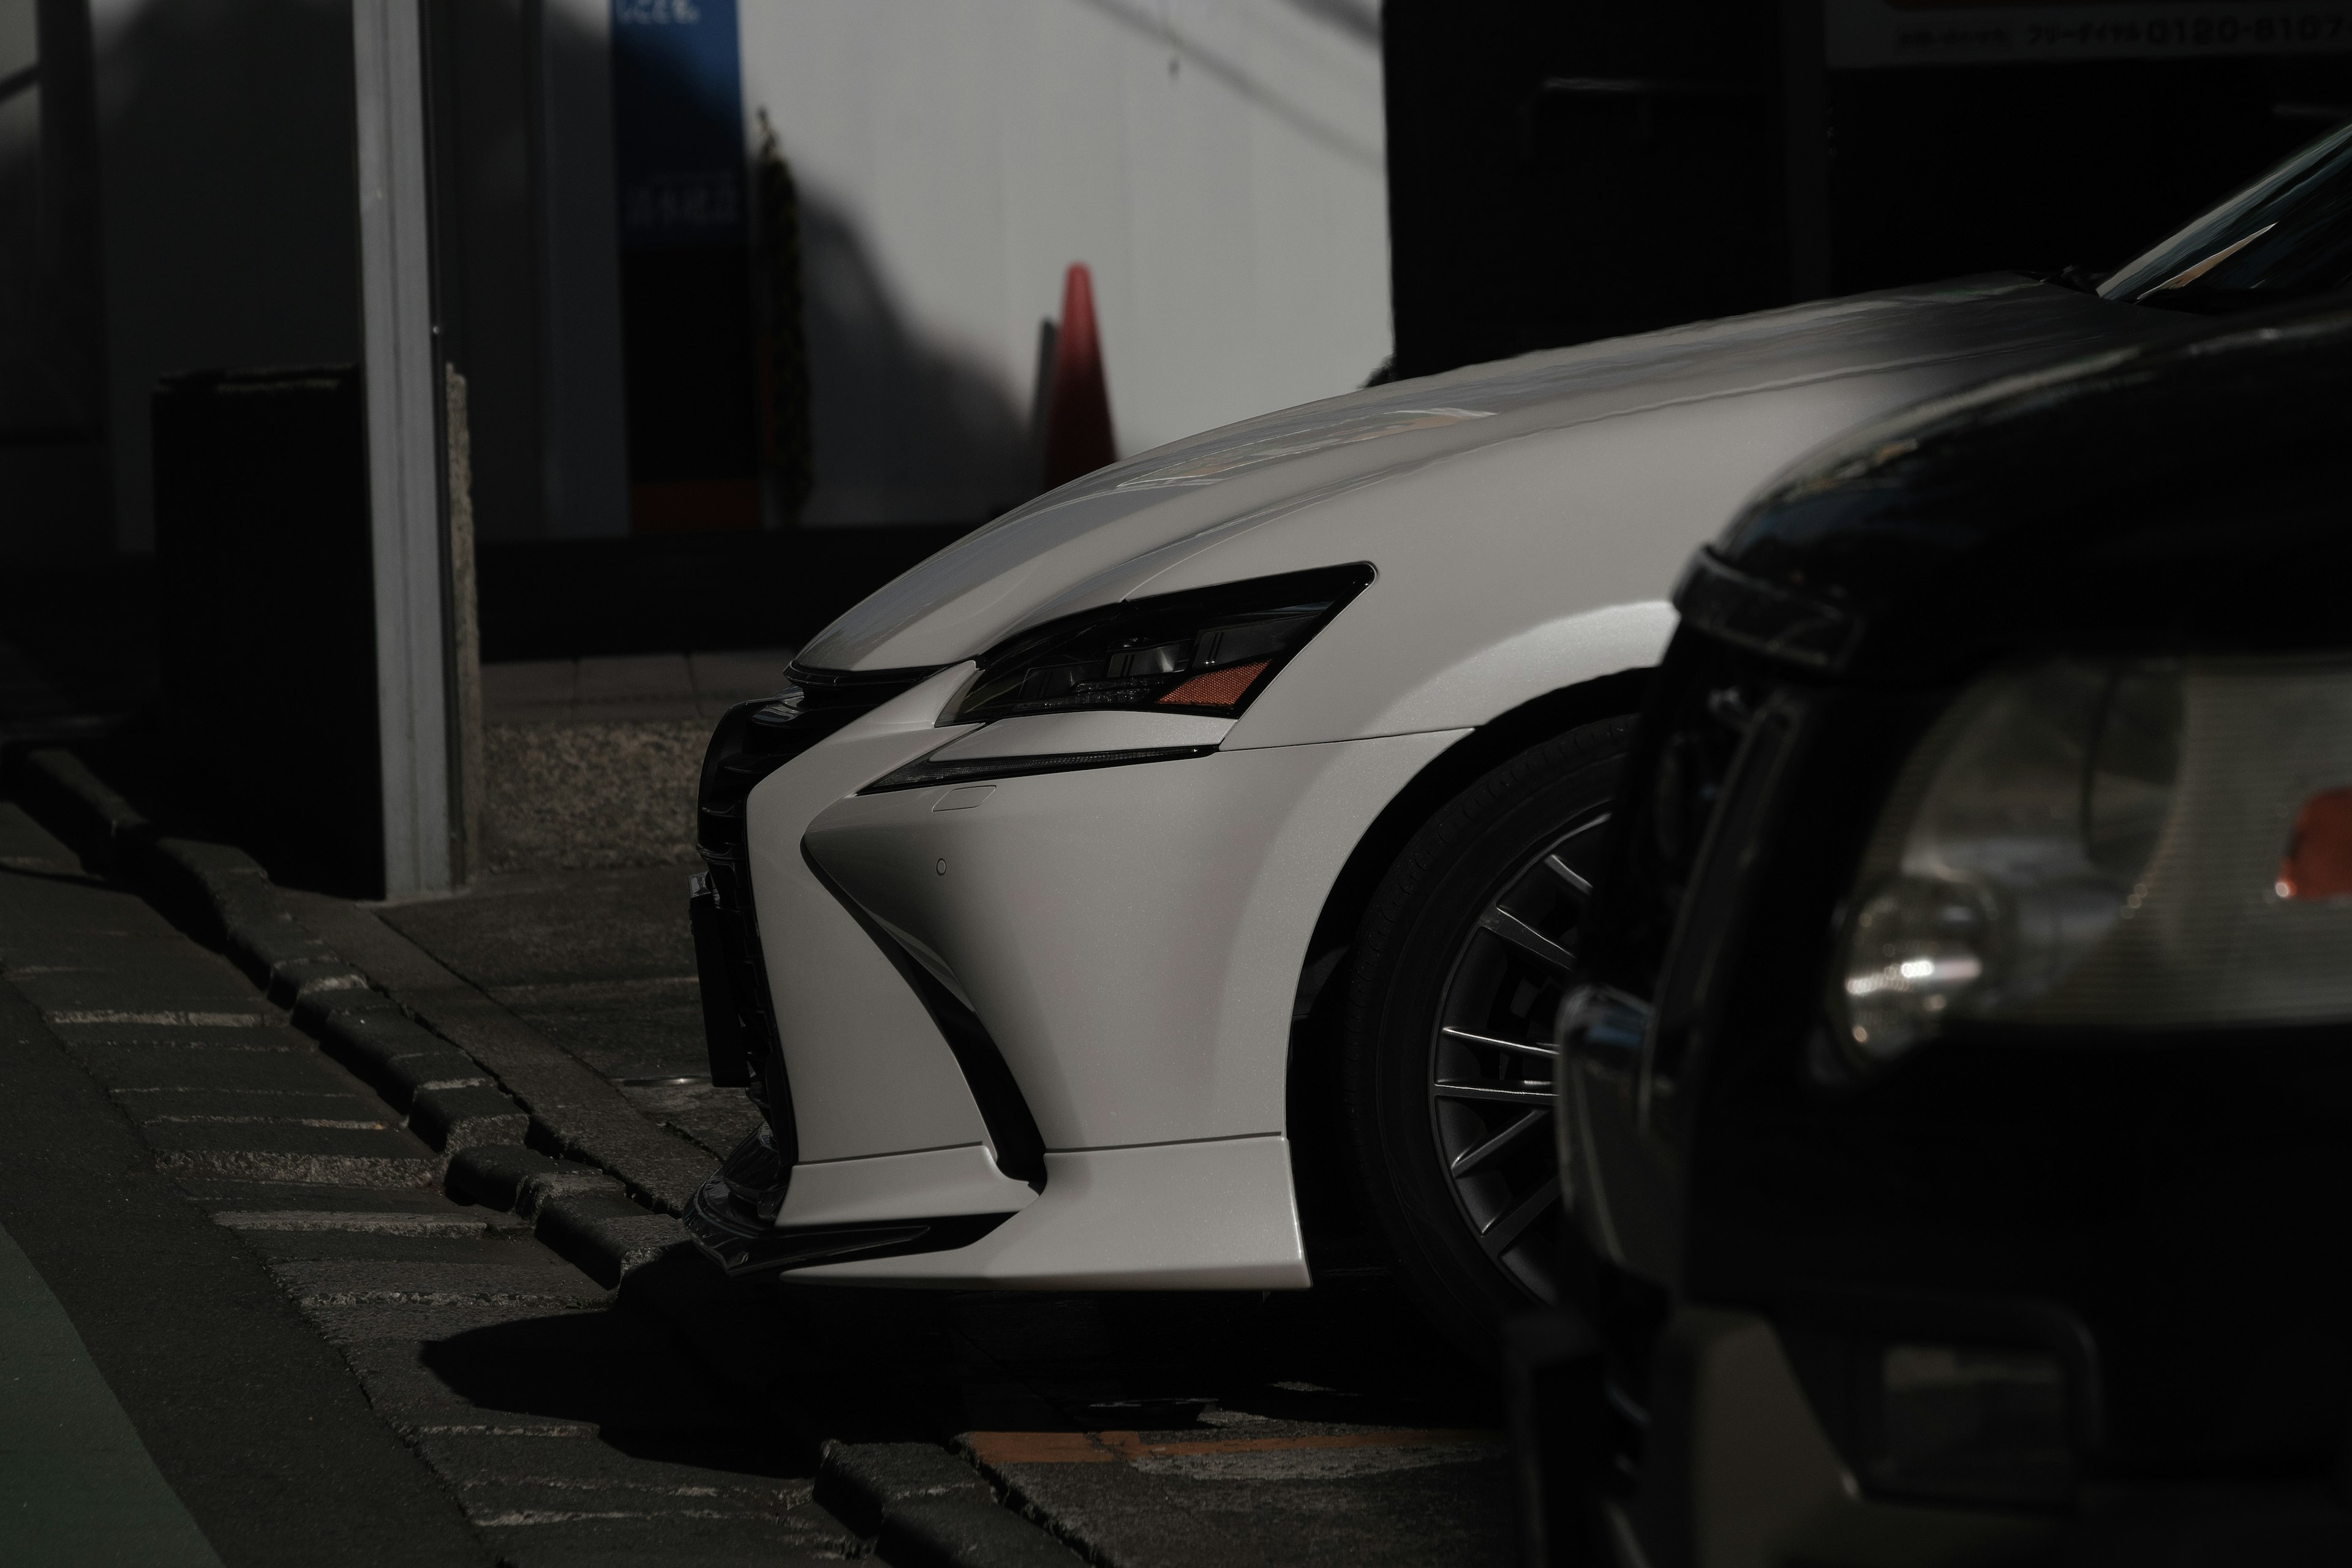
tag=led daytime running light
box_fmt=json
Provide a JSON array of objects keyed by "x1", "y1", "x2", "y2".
[{"x1": 946, "y1": 565, "x2": 1373, "y2": 726}]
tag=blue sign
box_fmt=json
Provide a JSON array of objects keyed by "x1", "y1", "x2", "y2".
[{"x1": 611, "y1": 0, "x2": 746, "y2": 247}]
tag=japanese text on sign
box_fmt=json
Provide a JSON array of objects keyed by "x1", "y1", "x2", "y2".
[{"x1": 1828, "y1": 0, "x2": 2352, "y2": 67}]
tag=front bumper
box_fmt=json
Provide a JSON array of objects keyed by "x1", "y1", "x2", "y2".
[
  {"x1": 693, "y1": 661, "x2": 1464, "y2": 1286},
  {"x1": 1562, "y1": 628, "x2": 2352, "y2": 1564}
]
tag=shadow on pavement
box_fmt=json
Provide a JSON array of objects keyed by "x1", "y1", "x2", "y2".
[{"x1": 422, "y1": 1305, "x2": 799, "y2": 1478}]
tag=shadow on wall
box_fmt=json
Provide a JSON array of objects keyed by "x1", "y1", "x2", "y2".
[{"x1": 794, "y1": 189, "x2": 1036, "y2": 526}]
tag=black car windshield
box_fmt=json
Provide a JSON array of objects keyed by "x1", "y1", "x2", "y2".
[{"x1": 2101, "y1": 119, "x2": 2352, "y2": 311}]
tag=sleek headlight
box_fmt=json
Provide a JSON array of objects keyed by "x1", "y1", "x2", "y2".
[
  {"x1": 1830, "y1": 655, "x2": 2352, "y2": 1071},
  {"x1": 943, "y1": 564, "x2": 1373, "y2": 725}
]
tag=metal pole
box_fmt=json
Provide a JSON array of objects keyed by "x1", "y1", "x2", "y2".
[{"x1": 352, "y1": 0, "x2": 453, "y2": 897}]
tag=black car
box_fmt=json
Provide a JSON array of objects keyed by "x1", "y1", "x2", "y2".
[{"x1": 1518, "y1": 296, "x2": 2352, "y2": 1567}]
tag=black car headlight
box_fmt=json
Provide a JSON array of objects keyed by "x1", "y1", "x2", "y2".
[
  {"x1": 863, "y1": 565, "x2": 1373, "y2": 793},
  {"x1": 1830, "y1": 654, "x2": 2352, "y2": 1071},
  {"x1": 944, "y1": 564, "x2": 1373, "y2": 725}
]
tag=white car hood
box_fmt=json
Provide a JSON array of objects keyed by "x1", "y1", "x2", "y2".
[{"x1": 799, "y1": 277, "x2": 2174, "y2": 673}]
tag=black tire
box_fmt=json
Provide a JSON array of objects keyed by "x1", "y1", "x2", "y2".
[{"x1": 1341, "y1": 717, "x2": 1632, "y2": 1357}]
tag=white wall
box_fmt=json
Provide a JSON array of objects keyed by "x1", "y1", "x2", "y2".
[{"x1": 738, "y1": 0, "x2": 1390, "y2": 526}]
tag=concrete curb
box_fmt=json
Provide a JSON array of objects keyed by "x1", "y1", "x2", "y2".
[{"x1": 820, "y1": 1442, "x2": 1087, "y2": 1568}]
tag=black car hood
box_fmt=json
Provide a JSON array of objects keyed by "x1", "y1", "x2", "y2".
[{"x1": 1687, "y1": 300, "x2": 2352, "y2": 680}]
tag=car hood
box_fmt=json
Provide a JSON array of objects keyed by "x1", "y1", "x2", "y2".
[{"x1": 799, "y1": 277, "x2": 2173, "y2": 673}]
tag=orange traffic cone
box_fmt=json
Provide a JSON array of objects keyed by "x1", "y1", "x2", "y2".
[{"x1": 1039, "y1": 263, "x2": 1117, "y2": 491}]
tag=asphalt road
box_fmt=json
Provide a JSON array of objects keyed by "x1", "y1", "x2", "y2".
[{"x1": 0, "y1": 788, "x2": 1513, "y2": 1567}]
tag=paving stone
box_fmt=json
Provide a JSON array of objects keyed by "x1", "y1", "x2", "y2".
[
  {"x1": 111, "y1": 1085, "x2": 385, "y2": 1123},
  {"x1": 298, "y1": 1295, "x2": 602, "y2": 1345},
  {"x1": 419, "y1": 1436, "x2": 807, "y2": 1506},
  {"x1": 447, "y1": 1144, "x2": 572, "y2": 1210},
  {"x1": 306, "y1": 1001, "x2": 492, "y2": 1110},
  {"x1": 972, "y1": 1444, "x2": 1515, "y2": 1568},
  {"x1": 227, "y1": 1218, "x2": 531, "y2": 1255},
  {"x1": 173, "y1": 1178, "x2": 494, "y2": 1213},
  {"x1": 517, "y1": 1166, "x2": 628, "y2": 1218},
  {"x1": 10, "y1": 963, "x2": 271, "y2": 1017},
  {"x1": 383, "y1": 1049, "x2": 498, "y2": 1110},
  {"x1": 618, "y1": 1079, "x2": 763, "y2": 1161},
  {"x1": 31, "y1": 1019, "x2": 290, "y2": 1046},
  {"x1": 65, "y1": 1042, "x2": 322, "y2": 1094},
  {"x1": 816, "y1": 1439, "x2": 995, "y2": 1536},
  {"x1": 145, "y1": 1116, "x2": 442, "y2": 1187},
  {"x1": 880, "y1": 1493, "x2": 1089, "y2": 1568},
  {"x1": 265, "y1": 956, "x2": 371, "y2": 1006},
  {"x1": 269, "y1": 1257, "x2": 606, "y2": 1308},
  {"x1": 410, "y1": 1083, "x2": 530, "y2": 1152},
  {"x1": 535, "y1": 1193, "x2": 690, "y2": 1287},
  {"x1": 141, "y1": 1117, "x2": 420, "y2": 1154},
  {"x1": 496, "y1": 979, "x2": 708, "y2": 1084},
  {"x1": 477, "y1": 1512, "x2": 857, "y2": 1568}
]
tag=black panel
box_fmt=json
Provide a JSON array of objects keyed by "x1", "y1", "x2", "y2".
[
  {"x1": 1381, "y1": 0, "x2": 1784, "y2": 378},
  {"x1": 150, "y1": 366, "x2": 384, "y2": 897},
  {"x1": 1825, "y1": 58, "x2": 2352, "y2": 294},
  {"x1": 473, "y1": 526, "x2": 978, "y2": 661}
]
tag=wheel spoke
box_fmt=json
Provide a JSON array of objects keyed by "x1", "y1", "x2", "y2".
[
  {"x1": 1479, "y1": 1174, "x2": 1562, "y2": 1255},
  {"x1": 1441, "y1": 1026, "x2": 1558, "y2": 1061},
  {"x1": 1419, "y1": 783, "x2": 1621, "y2": 1303},
  {"x1": 1434, "y1": 1080, "x2": 1551, "y2": 1106},
  {"x1": 1449, "y1": 1107, "x2": 1550, "y2": 1176},
  {"x1": 1542, "y1": 853, "x2": 1593, "y2": 896},
  {"x1": 1477, "y1": 907, "x2": 1578, "y2": 973}
]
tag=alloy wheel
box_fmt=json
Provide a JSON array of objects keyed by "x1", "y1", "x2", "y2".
[{"x1": 1425, "y1": 812, "x2": 1607, "y2": 1302}]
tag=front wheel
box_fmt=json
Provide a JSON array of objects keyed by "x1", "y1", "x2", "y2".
[{"x1": 1340, "y1": 718, "x2": 1630, "y2": 1355}]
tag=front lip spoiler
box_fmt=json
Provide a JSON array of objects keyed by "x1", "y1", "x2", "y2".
[{"x1": 683, "y1": 1178, "x2": 1016, "y2": 1276}]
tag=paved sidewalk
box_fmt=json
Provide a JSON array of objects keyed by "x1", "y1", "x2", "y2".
[{"x1": 0, "y1": 797, "x2": 851, "y2": 1568}]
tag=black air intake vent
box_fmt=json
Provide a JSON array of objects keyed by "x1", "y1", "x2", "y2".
[{"x1": 692, "y1": 662, "x2": 938, "y2": 1097}]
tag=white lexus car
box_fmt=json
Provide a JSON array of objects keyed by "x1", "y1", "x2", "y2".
[{"x1": 680, "y1": 141, "x2": 2330, "y2": 1345}]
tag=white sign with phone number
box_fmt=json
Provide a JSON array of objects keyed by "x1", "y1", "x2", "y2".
[{"x1": 1829, "y1": 1, "x2": 2352, "y2": 67}]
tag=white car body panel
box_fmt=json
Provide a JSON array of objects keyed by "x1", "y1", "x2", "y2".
[
  {"x1": 737, "y1": 278, "x2": 2185, "y2": 1286},
  {"x1": 774, "y1": 1142, "x2": 1039, "y2": 1228},
  {"x1": 804, "y1": 731, "x2": 1464, "y2": 1152},
  {"x1": 745, "y1": 665, "x2": 984, "y2": 1164},
  {"x1": 791, "y1": 1136, "x2": 1309, "y2": 1289}
]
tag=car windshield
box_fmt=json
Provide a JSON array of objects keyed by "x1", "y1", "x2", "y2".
[{"x1": 2101, "y1": 119, "x2": 2352, "y2": 310}]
